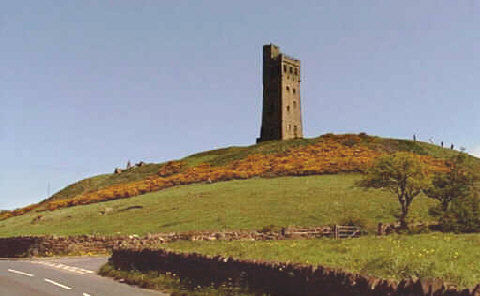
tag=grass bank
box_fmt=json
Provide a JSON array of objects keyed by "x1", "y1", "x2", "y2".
[
  {"x1": 0, "y1": 174, "x2": 436, "y2": 237},
  {"x1": 164, "y1": 233, "x2": 480, "y2": 288}
]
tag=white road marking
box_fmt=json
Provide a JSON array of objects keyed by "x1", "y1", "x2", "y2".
[
  {"x1": 44, "y1": 278, "x2": 72, "y2": 290},
  {"x1": 30, "y1": 261, "x2": 94, "y2": 275},
  {"x1": 7, "y1": 269, "x2": 34, "y2": 277},
  {"x1": 83, "y1": 293, "x2": 92, "y2": 296}
]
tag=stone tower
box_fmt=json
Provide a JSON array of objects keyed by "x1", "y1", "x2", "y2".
[{"x1": 257, "y1": 44, "x2": 303, "y2": 143}]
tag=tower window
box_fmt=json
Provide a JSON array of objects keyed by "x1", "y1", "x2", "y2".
[
  {"x1": 293, "y1": 88, "x2": 296, "y2": 94},
  {"x1": 286, "y1": 86, "x2": 290, "y2": 92},
  {"x1": 287, "y1": 105, "x2": 290, "y2": 112},
  {"x1": 293, "y1": 101, "x2": 297, "y2": 108},
  {"x1": 290, "y1": 66, "x2": 293, "y2": 74},
  {"x1": 294, "y1": 68, "x2": 298, "y2": 75},
  {"x1": 283, "y1": 65, "x2": 287, "y2": 73}
]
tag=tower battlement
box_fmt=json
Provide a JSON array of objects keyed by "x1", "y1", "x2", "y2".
[{"x1": 257, "y1": 44, "x2": 303, "y2": 143}]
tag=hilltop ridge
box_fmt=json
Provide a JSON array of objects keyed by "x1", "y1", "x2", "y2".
[{"x1": 1, "y1": 133, "x2": 475, "y2": 221}]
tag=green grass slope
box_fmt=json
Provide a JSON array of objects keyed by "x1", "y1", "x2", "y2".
[
  {"x1": 47, "y1": 137, "x2": 321, "y2": 202},
  {"x1": 165, "y1": 233, "x2": 480, "y2": 288},
  {"x1": 0, "y1": 174, "x2": 436, "y2": 237},
  {"x1": 46, "y1": 163, "x2": 168, "y2": 202},
  {"x1": 47, "y1": 134, "x2": 466, "y2": 203}
]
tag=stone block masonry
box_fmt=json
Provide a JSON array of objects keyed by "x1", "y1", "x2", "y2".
[{"x1": 258, "y1": 44, "x2": 303, "y2": 143}]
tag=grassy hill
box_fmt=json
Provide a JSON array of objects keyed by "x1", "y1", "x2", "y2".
[
  {"x1": 46, "y1": 134, "x2": 458, "y2": 203},
  {"x1": 45, "y1": 137, "x2": 324, "y2": 202},
  {"x1": 1, "y1": 134, "x2": 476, "y2": 223},
  {"x1": 0, "y1": 174, "x2": 437, "y2": 237},
  {"x1": 4, "y1": 133, "x2": 476, "y2": 292}
]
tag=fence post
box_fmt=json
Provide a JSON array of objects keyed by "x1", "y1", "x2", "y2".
[
  {"x1": 377, "y1": 222, "x2": 384, "y2": 236},
  {"x1": 334, "y1": 225, "x2": 339, "y2": 240}
]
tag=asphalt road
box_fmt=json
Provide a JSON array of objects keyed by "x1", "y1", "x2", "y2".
[{"x1": 0, "y1": 256, "x2": 168, "y2": 296}]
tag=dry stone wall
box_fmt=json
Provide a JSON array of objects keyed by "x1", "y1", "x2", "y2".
[
  {"x1": 111, "y1": 247, "x2": 480, "y2": 296},
  {"x1": 0, "y1": 227, "x2": 333, "y2": 258}
]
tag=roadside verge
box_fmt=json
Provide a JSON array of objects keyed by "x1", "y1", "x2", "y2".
[{"x1": 108, "y1": 247, "x2": 480, "y2": 296}]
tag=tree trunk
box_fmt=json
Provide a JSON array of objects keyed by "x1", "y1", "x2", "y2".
[
  {"x1": 442, "y1": 200, "x2": 449, "y2": 212},
  {"x1": 399, "y1": 204, "x2": 409, "y2": 229}
]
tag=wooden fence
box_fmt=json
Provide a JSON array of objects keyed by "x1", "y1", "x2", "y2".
[{"x1": 284, "y1": 225, "x2": 362, "y2": 239}]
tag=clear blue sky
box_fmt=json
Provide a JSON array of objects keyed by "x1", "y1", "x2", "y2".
[{"x1": 1, "y1": 1, "x2": 479, "y2": 210}]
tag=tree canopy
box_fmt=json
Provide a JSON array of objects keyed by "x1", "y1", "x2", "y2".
[
  {"x1": 424, "y1": 154, "x2": 479, "y2": 211},
  {"x1": 357, "y1": 152, "x2": 430, "y2": 228}
]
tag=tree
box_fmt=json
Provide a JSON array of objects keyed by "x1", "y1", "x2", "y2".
[
  {"x1": 440, "y1": 192, "x2": 480, "y2": 233},
  {"x1": 357, "y1": 152, "x2": 430, "y2": 229},
  {"x1": 424, "y1": 154, "x2": 478, "y2": 212}
]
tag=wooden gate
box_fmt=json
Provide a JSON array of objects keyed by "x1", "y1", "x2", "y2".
[
  {"x1": 333, "y1": 225, "x2": 361, "y2": 239},
  {"x1": 283, "y1": 225, "x2": 362, "y2": 239}
]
